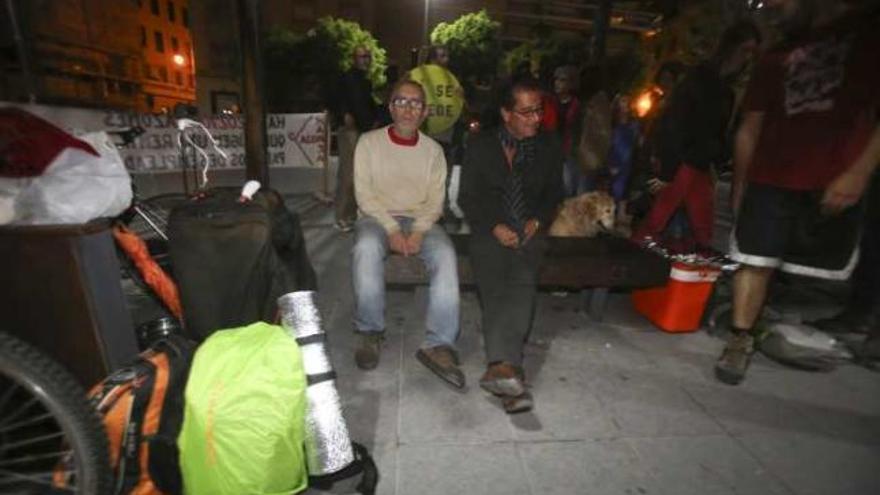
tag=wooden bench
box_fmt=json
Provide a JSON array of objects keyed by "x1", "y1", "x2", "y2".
[{"x1": 385, "y1": 234, "x2": 670, "y2": 320}]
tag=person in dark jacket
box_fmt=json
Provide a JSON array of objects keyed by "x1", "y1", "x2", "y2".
[
  {"x1": 632, "y1": 22, "x2": 762, "y2": 255},
  {"x1": 334, "y1": 46, "x2": 379, "y2": 232},
  {"x1": 542, "y1": 65, "x2": 583, "y2": 196},
  {"x1": 459, "y1": 79, "x2": 564, "y2": 414}
]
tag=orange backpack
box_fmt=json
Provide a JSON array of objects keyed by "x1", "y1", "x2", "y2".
[{"x1": 89, "y1": 335, "x2": 195, "y2": 494}]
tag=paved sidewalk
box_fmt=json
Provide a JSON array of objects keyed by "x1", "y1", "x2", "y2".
[{"x1": 294, "y1": 198, "x2": 880, "y2": 495}]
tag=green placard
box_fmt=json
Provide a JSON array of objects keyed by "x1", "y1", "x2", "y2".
[{"x1": 408, "y1": 64, "x2": 464, "y2": 136}]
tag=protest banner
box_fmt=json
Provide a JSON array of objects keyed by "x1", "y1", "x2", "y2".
[{"x1": 1, "y1": 103, "x2": 328, "y2": 173}]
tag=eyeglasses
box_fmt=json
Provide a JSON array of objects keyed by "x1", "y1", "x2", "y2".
[
  {"x1": 356, "y1": 54, "x2": 372, "y2": 59},
  {"x1": 391, "y1": 97, "x2": 425, "y2": 111},
  {"x1": 512, "y1": 106, "x2": 543, "y2": 118}
]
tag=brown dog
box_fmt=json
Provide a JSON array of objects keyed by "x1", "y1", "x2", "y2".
[{"x1": 549, "y1": 191, "x2": 616, "y2": 237}]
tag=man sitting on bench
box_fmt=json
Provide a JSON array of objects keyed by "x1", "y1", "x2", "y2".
[
  {"x1": 459, "y1": 78, "x2": 564, "y2": 413},
  {"x1": 351, "y1": 79, "x2": 464, "y2": 388}
]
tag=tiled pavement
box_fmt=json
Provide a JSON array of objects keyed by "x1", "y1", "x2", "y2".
[{"x1": 293, "y1": 196, "x2": 879, "y2": 495}]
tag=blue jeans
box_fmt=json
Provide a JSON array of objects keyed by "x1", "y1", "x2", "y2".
[
  {"x1": 563, "y1": 158, "x2": 589, "y2": 197},
  {"x1": 352, "y1": 216, "x2": 460, "y2": 349}
]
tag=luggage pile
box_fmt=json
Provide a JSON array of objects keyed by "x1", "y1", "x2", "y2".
[{"x1": 89, "y1": 188, "x2": 377, "y2": 494}]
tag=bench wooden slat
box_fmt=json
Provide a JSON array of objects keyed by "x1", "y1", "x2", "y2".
[{"x1": 385, "y1": 234, "x2": 669, "y2": 290}]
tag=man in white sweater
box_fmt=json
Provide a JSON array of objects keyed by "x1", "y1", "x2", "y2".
[{"x1": 351, "y1": 80, "x2": 463, "y2": 388}]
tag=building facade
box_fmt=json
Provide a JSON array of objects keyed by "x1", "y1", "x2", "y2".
[
  {"x1": 0, "y1": 0, "x2": 195, "y2": 113},
  {"x1": 188, "y1": 0, "x2": 241, "y2": 115},
  {"x1": 138, "y1": 0, "x2": 196, "y2": 112}
]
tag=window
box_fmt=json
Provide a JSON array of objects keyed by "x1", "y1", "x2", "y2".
[
  {"x1": 140, "y1": 26, "x2": 146, "y2": 47},
  {"x1": 154, "y1": 31, "x2": 164, "y2": 52},
  {"x1": 142, "y1": 63, "x2": 152, "y2": 79},
  {"x1": 182, "y1": 7, "x2": 189, "y2": 27},
  {"x1": 158, "y1": 66, "x2": 168, "y2": 82},
  {"x1": 171, "y1": 36, "x2": 179, "y2": 52},
  {"x1": 150, "y1": 0, "x2": 159, "y2": 15},
  {"x1": 188, "y1": 74, "x2": 194, "y2": 88},
  {"x1": 167, "y1": 1, "x2": 175, "y2": 22},
  {"x1": 175, "y1": 71, "x2": 183, "y2": 85}
]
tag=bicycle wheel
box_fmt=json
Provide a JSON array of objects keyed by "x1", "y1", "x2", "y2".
[{"x1": 0, "y1": 332, "x2": 111, "y2": 494}]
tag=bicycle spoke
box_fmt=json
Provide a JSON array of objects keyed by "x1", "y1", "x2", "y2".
[
  {"x1": 1, "y1": 333, "x2": 109, "y2": 493},
  {"x1": 0, "y1": 395, "x2": 39, "y2": 428},
  {"x1": 0, "y1": 448, "x2": 72, "y2": 467},
  {"x1": 1, "y1": 430, "x2": 65, "y2": 450},
  {"x1": 0, "y1": 467, "x2": 72, "y2": 487},
  {"x1": 0, "y1": 382, "x2": 22, "y2": 421},
  {"x1": 0, "y1": 410, "x2": 56, "y2": 433}
]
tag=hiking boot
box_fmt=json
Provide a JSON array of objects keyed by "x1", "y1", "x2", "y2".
[
  {"x1": 354, "y1": 333, "x2": 383, "y2": 370},
  {"x1": 416, "y1": 346, "x2": 465, "y2": 388},
  {"x1": 809, "y1": 309, "x2": 873, "y2": 335},
  {"x1": 479, "y1": 362, "x2": 526, "y2": 397},
  {"x1": 714, "y1": 331, "x2": 756, "y2": 385},
  {"x1": 502, "y1": 390, "x2": 534, "y2": 414}
]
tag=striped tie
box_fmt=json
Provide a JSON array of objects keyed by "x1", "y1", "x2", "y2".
[
  {"x1": 504, "y1": 166, "x2": 528, "y2": 237},
  {"x1": 498, "y1": 129, "x2": 535, "y2": 239}
]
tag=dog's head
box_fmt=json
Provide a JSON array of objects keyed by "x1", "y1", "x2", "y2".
[{"x1": 575, "y1": 192, "x2": 616, "y2": 232}]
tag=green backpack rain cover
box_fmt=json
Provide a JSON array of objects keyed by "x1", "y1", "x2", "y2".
[{"x1": 178, "y1": 322, "x2": 308, "y2": 494}]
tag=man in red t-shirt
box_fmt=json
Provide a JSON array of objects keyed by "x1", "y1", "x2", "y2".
[{"x1": 716, "y1": 0, "x2": 880, "y2": 385}]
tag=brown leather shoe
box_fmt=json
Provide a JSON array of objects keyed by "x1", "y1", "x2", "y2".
[
  {"x1": 479, "y1": 362, "x2": 526, "y2": 397},
  {"x1": 416, "y1": 346, "x2": 465, "y2": 388}
]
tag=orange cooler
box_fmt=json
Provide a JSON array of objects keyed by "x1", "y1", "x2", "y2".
[{"x1": 631, "y1": 261, "x2": 721, "y2": 333}]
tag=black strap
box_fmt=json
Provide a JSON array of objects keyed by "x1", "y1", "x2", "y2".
[
  {"x1": 295, "y1": 333, "x2": 326, "y2": 346},
  {"x1": 119, "y1": 361, "x2": 156, "y2": 494},
  {"x1": 306, "y1": 371, "x2": 337, "y2": 386},
  {"x1": 308, "y1": 442, "x2": 379, "y2": 495},
  {"x1": 353, "y1": 442, "x2": 379, "y2": 495}
]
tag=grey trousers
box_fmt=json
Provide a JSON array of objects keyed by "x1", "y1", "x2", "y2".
[
  {"x1": 335, "y1": 127, "x2": 359, "y2": 224},
  {"x1": 470, "y1": 232, "x2": 546, "y2": 366}
]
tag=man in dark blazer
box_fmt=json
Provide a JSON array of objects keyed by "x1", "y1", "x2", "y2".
[{"x1": 459, "y1": 78, "x2": 564, "y2": 414}]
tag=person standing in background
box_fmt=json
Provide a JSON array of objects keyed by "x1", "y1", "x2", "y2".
[
  {"x1": 632, "y1": 21, "x2": 762, "y2": 257},
  {"x1": 335, "y1": 46, "x2": 379, "y2": 232},
  {"x1": 543, "y1": 66, "x2": 583, "y2": 197},
  {"x1": 607, "y1": 94, "x2": 641, "y2": 217}
]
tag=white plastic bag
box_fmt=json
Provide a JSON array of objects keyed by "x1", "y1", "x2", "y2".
[{"x1": 0, "y1": 131, "x2": 132, "y2": 225}]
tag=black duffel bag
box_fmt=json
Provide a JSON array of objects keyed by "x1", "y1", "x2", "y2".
[{"x1": 168, "y1": 187, "x2": 317, "y2": 341}]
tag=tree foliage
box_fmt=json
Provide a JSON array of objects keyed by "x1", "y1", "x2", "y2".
[
  {"x1": 650, "y1": 1, "x2": 757, "y2": 68},
  {"x1": 315, "y1": 16, "x2": 387, "y2": 88},
  {"x1": 502, "y1": 32, "x2": 588, "y2": 81},
  {"x1": 430, "y1": 10, "x2": 501, "y2": 83},
  {"x1": 264, "y1": 29, "x2": 319, "y2": 112},
  {"x1": 263, "y1": 17, "x2": 387, "y2": 112}
]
